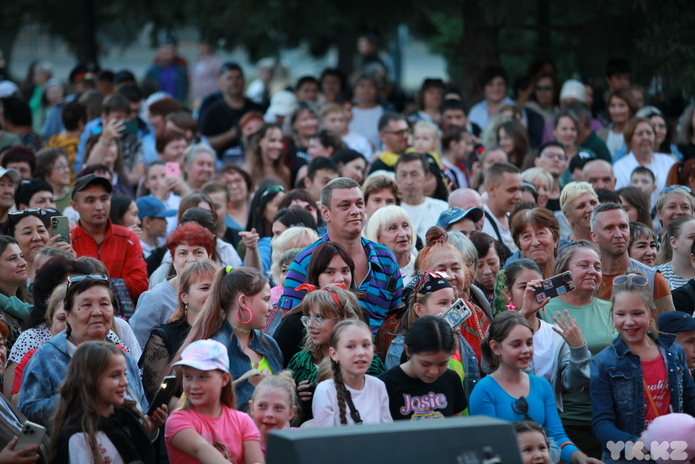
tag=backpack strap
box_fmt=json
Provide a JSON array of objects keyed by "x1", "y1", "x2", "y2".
[
  {"x1": 344, "y1": 390, "x2": 363, "y2": 424},
  {"x1": 484, "y1": 210, "x2": 513, "y2": 257}
]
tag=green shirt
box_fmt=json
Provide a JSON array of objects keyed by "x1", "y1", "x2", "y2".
[{"x1": 542, "y1": 297, "x2": 615, "y2": 425}]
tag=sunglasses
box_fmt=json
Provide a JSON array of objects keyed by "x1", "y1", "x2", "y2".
[
  {"x1": 612, "y1": 274, "x2": 648, "y2": 287},
  {"x1": 67, "y1": 274, "x2": 109, "y2": 290},
  {"x1": 663, "y1": 185, "x2": 692, "y2": 194},
  {"x1": 512, "y1": 396, "x2": 532, "y2": 421},
  {"x1": 260, "y1": 185, "x2": 285, "y2": 199},
  {"x1": 8, "y1": 208, "x2": 60, "y2": 217}
]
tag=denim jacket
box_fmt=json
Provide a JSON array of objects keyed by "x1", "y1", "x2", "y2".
[
  {"x1": 590, "y1": 333, "x2": 695, "y2": 457},
  {"x1": 18, "y1": 332, "x2": 148, "y2": 426},
  {"x1": 212, "y1": 320, "x2": 283, "y2": 411},
  {"x1": 386, "y1": 332, "x2": 480, "y2": 399}
]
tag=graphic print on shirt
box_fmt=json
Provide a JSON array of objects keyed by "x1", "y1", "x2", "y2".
[{"x1": 400, "y1": 391, "x2": 448, "y2": 420}]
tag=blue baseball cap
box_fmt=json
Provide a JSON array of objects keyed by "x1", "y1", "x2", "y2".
[
  {"x1": 437, "y1": 207, "x2": 484, "y2": 229},
  {"x1": 658, "y1": 311, "x2": 695, "y2": 334},
  {"x1": 136, "y1": 196, "x2": 177, "y2": 220}
]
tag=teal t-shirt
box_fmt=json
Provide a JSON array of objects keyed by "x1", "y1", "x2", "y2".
[{"x1": 542, "y1": 297, "x2": 615, "y2": 425}]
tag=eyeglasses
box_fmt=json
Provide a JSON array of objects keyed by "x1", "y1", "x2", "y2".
[
  {"x1": 663, "y1": 185, "x2": 693, "y2": 195},
  {"x1": 67, "y1": 274, "x2": 109, "y2": 290},
  {"x1": 535, "y1": 85, "x2": 553, "y2": 92},
  {"x1": 300, "y1": 315, "x2": 337, "y2": 328},
  {"x1": 541, "y1": 151, "x2": 567, "y2": 161},
  {"x1": 260, "y1": 185, "x2": 285, "y2": 198},
  {"x1": 612, "y1": 274, "x2": 648, "y2": 287},
  {"x1": 511, "y1": 396, "x2": 532, "y2": 421},
  {"x1": 383, "y1": 129, "x2": 411, "y2": 137},
  {"x1": 52, "y1": 164, "x2": 71, "y2": 171}
]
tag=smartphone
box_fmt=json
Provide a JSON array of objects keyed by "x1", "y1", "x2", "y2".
[
  {"x1": 165, "y1": 162, "x2": 181, "y2": 179},
  {"x1": 15, "y1": 420, "x2": 46, "y2": 451},
  {"x1": 121, "y1": 119, "x2": 139, "y2": 136},
  {"x1": 441, "y1": 298, "x2": 472, "y2": 329},
  {"x1": 147, "y1": 375, "x2": 177, "y2": 416},
  {"x1": 534, "y1": 271, "x2": 575, "y2": 303},
  {"x1": 50, "y1": 216, "x2": 70, "y2": 244}
]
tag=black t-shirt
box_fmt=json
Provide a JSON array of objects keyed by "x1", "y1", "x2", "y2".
[
  {"x1": 672, "y1": 279, "x2": 695, "y2": 315},
  {"x1": 379, "y1": 365, "x2": 466, "y2": 420},
  {"x1": 199, "y1": 98, "x2": 262, "y2": 156}
]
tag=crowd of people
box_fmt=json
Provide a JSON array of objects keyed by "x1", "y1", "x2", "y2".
[{"x1": 0, "y1": 40, "x2": 694, "y2": 464}]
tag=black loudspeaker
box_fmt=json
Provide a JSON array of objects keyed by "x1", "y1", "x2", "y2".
[{"x1": 267, "y1": 416, "x2": 522, "y2": 464}]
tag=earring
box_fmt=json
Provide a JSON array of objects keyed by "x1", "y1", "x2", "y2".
[
  {"x1": 506, "y1": 297, "x2": 517, "y2": 311},
  {"x1": 184, "y1": 304, "x2": 188, "y2": 316},
  {"x1": 236, "y1": 306, "x2": 253, "y2": 324}
]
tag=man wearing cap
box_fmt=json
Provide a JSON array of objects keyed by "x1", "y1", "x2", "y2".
[
  {"x1": 395, "y1": 153, "x2": 448, "y2": 244},
  {"x1": 0, "y1": 168, "x2": 19, "y2": 234},
  {"x1": 449, "y1": 188, "x2": 485, "y2": 231},
  {"x1": 658, "y1": 311, "x2": 695, "y2": 372},
  {"x1": 198, "y1": 63, "x2": 263, "y2": 161},
  {"x1": 70, "y1": 174, "x2": 148, "y2": 303},
  {"x1": 15, "y1": 179, "x2": 55, "y2": 210},
  {"x1": 136, "y1": 196, "x2": 176, "y2": 259},
  {"x1": 437, "y1": 207, "x2": 483, "y2": 237}
]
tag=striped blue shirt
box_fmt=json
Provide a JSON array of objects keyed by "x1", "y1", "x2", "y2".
[{"x1": 278, "y1": 235, "x2": 404, "y2": 331}]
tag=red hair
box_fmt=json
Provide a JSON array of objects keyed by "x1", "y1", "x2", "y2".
[{"x1": 166, "y1": 222, "x2": 215, "y2": 257}]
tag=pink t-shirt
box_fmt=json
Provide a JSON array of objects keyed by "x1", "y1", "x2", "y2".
[{"x1": 165, "y1": 405, "x2": 260, "y2": 464}]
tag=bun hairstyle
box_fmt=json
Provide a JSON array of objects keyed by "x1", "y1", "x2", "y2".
[
  {"x1": 329, "y1": 320, "x2": 372, "y2": 425},
  {"x1": 481, "y1": 312, "x2": 534, "y2": 371},
  {"x1": 414, "y1": 226, "x2": 463, "y2": 273},
  {"x1": 404, "y1": 315, "x2": 455, "y2": 356}
]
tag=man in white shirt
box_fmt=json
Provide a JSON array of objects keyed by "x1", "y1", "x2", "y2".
[
  {"x1": 396, "y1": 153, "x2": 448, "y2": 243},
  {"x1": 482, "y1": 162, "x2": 523, "y2": 253}
]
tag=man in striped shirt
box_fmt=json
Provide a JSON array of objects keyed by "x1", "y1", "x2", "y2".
[{"x1": 279, "y1": 177, "x2": 403, "y2": 331}]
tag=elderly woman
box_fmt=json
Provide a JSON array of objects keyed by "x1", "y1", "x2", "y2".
[
  {"x1": 614, "y1": 118, "x2": 677, "y2": 198},
  {"x1": 18, "y1": 275, "x2": 152, "y2": 426},
  {"x1": 511, "y1": 207, "x2": 561, "y2": 280},
  {"x1": 469, "y1": 232, "x2": 506, "y2": 307},
  {"x1": 654, "y1": 185, "x2": 694, "y2": 235},
  {"x1": 559, "y1": 182, "x2": 599, "y2": 246},
  {"x1": 366, "y1": 205, "x2": 417, "y2": 283},
  {"x1": 129, "y1": 222, "x2": 216, "y2": 348},
  {"x1": 182, "y1": 143, "x2": 215, "y2": 192},
  {"x1": 541, "y1": 240, "x2": 615, "y2": 457}
]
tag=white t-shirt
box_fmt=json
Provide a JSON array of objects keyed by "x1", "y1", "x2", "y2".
[
  {"x1": 614, "y1": 152, "x2": 676, "y2": 206},
  {"x1": 606, "y1": 130, "x2": 625, "y2": 159},
  {"x1": 532, "y1": 319, "x2": 556, "y2": 383},
  {"x1": 163, "y1": 193, "x2": 182, "y2": 237},
  {"x1": 69, "y1": 431, "x2": 124, "y2": 464},
  {"x1": 313, "y1": 375, "x2": 392, "y2": 427},
  {"x1": 401, "y1": 197, "x2": 449, "y2": 244},
  {"x1": 482, "y1": 204, "x2": 517, "y2": 252},
  {"x1": 348, "y1": 106, "x2": 384, "y2": 150},
  {"x1": 342, "y1": 131, "x2": 373, "y2": 160}
]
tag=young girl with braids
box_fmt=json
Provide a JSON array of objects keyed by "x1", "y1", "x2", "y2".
[
  {"x1": 312, "y1": 320, "x2": 392, "y2": 426},
  {"x1": 287, "y1": 285, "x2": 384, "y2": 424},
  {"x1": 50, "y1": 341, "x2": 158, "y2": 463}
]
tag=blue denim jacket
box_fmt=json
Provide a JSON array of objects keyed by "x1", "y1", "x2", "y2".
[
  {"x1": 212, "y1": 320, "x2": 284, "y2": 411},
  {"x1": 590, "y1": 333, "x2": 695, "y2": 458},
  {"x1": 386, "y1": 332, "x2": 480, "y2": 399}
]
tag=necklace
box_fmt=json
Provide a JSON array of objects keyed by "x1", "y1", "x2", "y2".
[{"x1": 232, "y1": 325, "x2": 252, "y2": 334}]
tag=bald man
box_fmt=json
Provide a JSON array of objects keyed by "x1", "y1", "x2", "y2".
[
  {"x1": 449, "y1": 188, "x2": 484, "y2": 230},
  {"x1": 583, "y1": 159, "x2": 616, "y2": 191}
]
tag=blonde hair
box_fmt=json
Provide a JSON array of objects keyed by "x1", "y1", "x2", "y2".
[
  {"x1": 413, "y1": 120, "x2": 441, "y2": 153},
  {"x1": 45, "y1": 283, "x2": 67, "y2": 328},
  {"x1": 521, "y1": 167, "x2": 554, "y2": 191},
  {"x1": 168, "y1": 260, "x2": 219, "y2": 323},
  {"x1": 560, "y1": 181, "x2": 597, "y2": 217},
  {"x1": 250, "y1": 370, "x2": 297, "y2": 410},
  {"x1": 270, "y1": 226, "x2": 319, "y2": 264},
  {"x1": 302, "y1": 286, "x2": 361, "y2": 363},
  {"x1": 366, "y1": 205, "x2": 415, "y2": 254}
]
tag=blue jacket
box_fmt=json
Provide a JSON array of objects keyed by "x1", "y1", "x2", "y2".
[
  {"x1": 18, "y1": 332, "x2": 148, "y2": 426},
  {"x1": 212, "y1": 320, "x2": 283, "y2": 410},
  {"x1": 590, "y1": 333, "x2": 695, "y2": 456}
]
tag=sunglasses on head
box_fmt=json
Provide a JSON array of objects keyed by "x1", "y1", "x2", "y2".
[
  {"x1": 8, "y1": 208, "x2": 60, "y2": 217},
  {"x1": 66, "y1": 274, "x2": 109, "y2": 290},
  {"x1": 663, "y1": 185, "x2": 692, "y2": 195},
  {"x1": 261, "y1": 185, "x2": 285, "y2": 199},
  {"x1": 612, "y1": 274, "x2": 648, "y2": 287}
]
